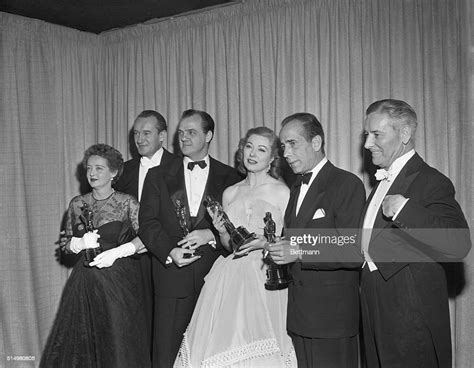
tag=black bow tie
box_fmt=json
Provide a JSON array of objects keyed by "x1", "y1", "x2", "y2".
[
  {"x1": 187, "y1": 160, "x2": 207, "y2": 170},
  {"x1": 295, "y1": 172, "x2": 312, "y2": 186}
]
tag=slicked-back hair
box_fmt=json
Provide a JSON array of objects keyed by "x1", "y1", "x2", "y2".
[
  {"x1": 366, "y1": 99, "x2": 417, "y2": 132},
  {"x1": 136, "y1": 110, "x2": 167, "y2": 132},
  {"x1": 180, "y1": 109, "x2": 215, "y2": 135},
  {"x1": 236, "y1": 126, "x2": 283, "y2": 179},
  {"x1": 82, "y1": 143, "x2": 124, "y2": 184},
  {"x1": 281, "y1": 112, "x2": 325, "y2": 155}
]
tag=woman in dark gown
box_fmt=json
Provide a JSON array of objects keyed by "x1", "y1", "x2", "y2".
[{"x1": 41, "y1": 144, "x2": 150, "y2": 368}]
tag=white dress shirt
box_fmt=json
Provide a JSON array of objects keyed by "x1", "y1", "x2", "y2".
[
  {"x1": 138, "y1": 148, "x2": 164, "y2": 201},
  {"x1": 296, "y1": 157, "x2": 328, "y2": 215},
  {"x1": 362, "y1": 149, "x2": 415, "y2": 271},
  {"x1": 183, "y1": 155, "x2": 210, "y2": 217}
]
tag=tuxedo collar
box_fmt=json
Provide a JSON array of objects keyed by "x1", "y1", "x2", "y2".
[
  {"x1": 385, "y1": 153, "x2": 422, "y2": 196},
  {"x1": 168, "y1": 161, "x2": 188, "y2": 227},
  {"x1": 369, "y1": 153, "x2": 423, "y2": 239},
  {"x1": 286, "y1": 160, "x2": 333, "y2": 227},
  {"x1": 167, "y1": 156, "x2": 222, "y2": 230},
  {"x1": 140, "y1": 147, "x2": 164, "y2": 168}
]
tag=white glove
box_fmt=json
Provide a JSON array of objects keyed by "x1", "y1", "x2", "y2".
[
  {"x1": 89, "y1": 242, "x2": 136, "y2": 269},
  {"x1": 69, "y1": 230, "x2": 100, "y2": 254}
]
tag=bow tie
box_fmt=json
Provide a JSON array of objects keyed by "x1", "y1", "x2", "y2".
[
  {"x1": 375, "y1": 169, "x2": 393, "y2": 182},
  {"x1": 187, "y1": 160, "x2": 207, "y2": 170},
  {"x1": 295, "y1": 172, "x2": 312, "y2": 186}
]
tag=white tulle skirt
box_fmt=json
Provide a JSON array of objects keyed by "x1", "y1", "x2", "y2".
[{"x1": 174, "y1": 251, "x2": 297, "y2": 367}]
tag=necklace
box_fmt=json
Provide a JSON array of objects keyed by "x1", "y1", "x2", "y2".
[
  {"x1": 88, "y1": 190, "x2": 115, "y2": 225},
  {"x1": 91, "y1": 189, "x2": 115, "y2": 201}
]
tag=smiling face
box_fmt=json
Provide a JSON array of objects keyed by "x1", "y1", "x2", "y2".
[
  {"x1": 364, "y1": 112, "x2": 411, "y2": 169},
  {"x1": 133, "y1": 116, "x2": 165, "y2": 159},
  {"x1": 243, "y1": 134, "x2": 273, "y2": 173},
  {"x1": 279, "y1": 120, "x2": 322, "y2": 174},
  {"x1": 86, "y1": 155, "x2": 117, "y2": 190},
  {"x1": 178, "y1": 114, "x2": 212, "y2": 161}
]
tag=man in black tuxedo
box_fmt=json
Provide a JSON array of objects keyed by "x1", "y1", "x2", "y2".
[
  {"x1": 360, "y1": 99, "x2": 471, "y2": 367},
  {"x1": 114, "y1": 110, "x2": 176, "y2": 354},
  {"x1": 268, "y1": 113, "x2": 366, "y2": 368},
  {"x1": 138, "y1": 109, "x2": 241, "y2": 367}
]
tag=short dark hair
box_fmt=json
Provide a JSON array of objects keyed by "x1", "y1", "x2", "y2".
[
  {"x1": 136, "y1": 110, "x2": 167, "y2": 132},
  {"x1": 180, "y1": 109, "x2": 215, "y2": 136},
  {"x1": 281, "y1": 112, "x2": 325, "y2": 154},
  {"x1": 82, "y1": 143, "x2": 124, "y2": 185},
  {"x1": 366, "y1": 99, "x2": 417, "y2": 132},
  {"x1": 236, "y1": 126, "x2": 283, "y2": 179}
]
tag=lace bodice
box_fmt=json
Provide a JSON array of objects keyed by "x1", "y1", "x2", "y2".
[
  {"x1": 225, "y1": 198, "x2": 284, "y2": 237},
  {"x1": 65, "y1": 192, "x2": 139, "y2": 238}
]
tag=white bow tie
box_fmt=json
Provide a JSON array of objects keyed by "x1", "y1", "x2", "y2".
[
  {"x1": 375, "y1": 169, "x2": 393, "y2": 182},
  {"x1": 140, "y1": 157, "x2": 154, "y2": 169}
]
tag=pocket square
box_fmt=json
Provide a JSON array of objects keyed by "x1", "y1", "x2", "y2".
[{"x1": 312, "y1": 208, "x2": 326, "y2": 220}]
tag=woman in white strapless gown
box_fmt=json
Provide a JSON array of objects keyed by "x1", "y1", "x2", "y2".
[{"x1": 175, "y1": 127, "x2": 297, "y2": 367}]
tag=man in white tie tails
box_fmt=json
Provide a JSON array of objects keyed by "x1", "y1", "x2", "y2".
[
  {"x1": 360, "y1": 99, "x2": 471, "y2": 368},
  {"x1": 114, "y1": 110, "x2": 176, "y2": 358}
]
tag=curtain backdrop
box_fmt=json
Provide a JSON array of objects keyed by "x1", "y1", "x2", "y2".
[
  {"x1": 1, "y1": 0, "x2": 472, "y2": 366},
  {"x1": 0, "y1": 14, "x2": 99, "y2": 365}
]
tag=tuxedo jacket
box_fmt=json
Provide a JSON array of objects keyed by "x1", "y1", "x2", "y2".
[
  {"x1": 362, "y1": 153, "x2": 471, "y2": 366},
  {"x1": 138, "y1": 156, "x2": 241, "y2": 298},
  {"x1": 285, "y1": 161, "x2": 366, "y2": 338},
  {"x1": 364, "y1": 153, "x2": 470, "y2": 275},
  {"x1": 114, "y1": 149, "x2": 175, "y2": 199}
]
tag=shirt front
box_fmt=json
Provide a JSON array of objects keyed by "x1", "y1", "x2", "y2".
[
  {"x1": 138, "y1": 148, "x2": 164, "y2": 201},
  {"x1": 183, "y1": 155, "x2": 210, "y2": 217},
  {"x1": 296, "y1": 157, "x2": 328, "y2": 215},
  {"x1": 362, "y1": 149, "x2": 415, "y2": 271}
]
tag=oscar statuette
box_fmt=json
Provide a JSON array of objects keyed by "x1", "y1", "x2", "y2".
[
  {"x1": 203, "y1": 195, "x2": 256, "y2": 257},
  {"x1": 263, "y1": 212, "x2": 292, "y2": 290},
  {"x1": 80, "y1": 201, "x2": 103, "y2": 267},
  {"x1": 174, "y1": 199, "x2": 201, "y2": 258},
  {"x1": 174, "y1": 199, "x2": 190, "y2": 237}
]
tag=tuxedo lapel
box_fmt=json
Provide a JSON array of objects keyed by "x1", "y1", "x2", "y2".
[
  {"x1": 287, "y1": 161, "x2": 332, "y2": 228},
  {"x1": 360, "y1": 181, "x2": 380, "y2": 228},
  {"x1": 129, "y1": 158, "x2": 140, "y2": 176},
  {"x1": 295, "y1": 182, "x2": 326, "y2": 227},
  {"x1": 370, "y1": 153, "x2": 423, "y2": 242},
  {"x1": 161, "y1": 149, "x2": 174, "y2": 166},
  {"x1": 129, "y1": 159, "x2": 140, "y2": 199},
  {"x1": 166, "y1": 161, "x2": 191, "y2": 227},
  {"x1": 285, "y1": 185, "x2": 300, "y2": 228},
  {"x1": 193, "y1": 157, "x2": 219, "y2": 229},
  {"x1": 386, "y1": 164, "x2": 421, "y2": 197}
]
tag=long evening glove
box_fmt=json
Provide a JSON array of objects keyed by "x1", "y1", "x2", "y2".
[
  {"x1": 69, "y1": 230, "x2": 100, "y2": 254},
  {"x1": 89, "y1": 242, "x2": 136, "y2": 268}
]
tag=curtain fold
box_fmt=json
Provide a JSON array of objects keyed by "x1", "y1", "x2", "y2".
[
  {"x1": 1, "y1": 0, "x2": 472, "y2": 365},
  {"x1": 0, "y1": 13, "x2": 98, "y2": 361}
]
